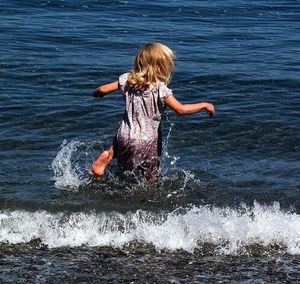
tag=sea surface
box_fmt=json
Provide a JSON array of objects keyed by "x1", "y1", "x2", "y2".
[{"x1": 1, "y1": 0, "x2": 300, "y2": 282}]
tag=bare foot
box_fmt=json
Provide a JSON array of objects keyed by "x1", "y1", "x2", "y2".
[{"x1": 91, "y1": 148, "x2": 113, "y2": 177}]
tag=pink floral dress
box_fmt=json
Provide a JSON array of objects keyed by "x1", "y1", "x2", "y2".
[{"x1": 113, "y1": 73, "x2": 172, "y2": 178}]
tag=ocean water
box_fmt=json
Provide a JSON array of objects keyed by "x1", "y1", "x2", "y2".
[{"x1": 1, "y1": 0, "x2": 300, "y2": 282}]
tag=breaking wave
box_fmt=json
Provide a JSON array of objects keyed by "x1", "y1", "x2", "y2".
[{"x1": 1, "y1": 202, "x2": 299, "y2": 254}]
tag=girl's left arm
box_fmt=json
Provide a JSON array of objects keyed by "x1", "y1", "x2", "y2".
[
  {"x1": 165, "y1": 95, "x2": 215, "y2": 116},
  {"x1": 92, "y1": 80, "x2": 119, "y2": 97}
]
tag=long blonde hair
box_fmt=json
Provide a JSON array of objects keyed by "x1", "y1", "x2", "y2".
[{"x1": 127, "y1": 42, "x2": 175, "y2": 90}]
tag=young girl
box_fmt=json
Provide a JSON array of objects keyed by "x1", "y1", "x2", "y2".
[{"x1": 91, "y1": 42, "x2": 215, "y2": 180}]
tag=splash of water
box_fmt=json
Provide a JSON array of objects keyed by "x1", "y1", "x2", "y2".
[
  {"x1": 51, "y1": 139, "x2": 91, "y2": 189},
  {"x1": 0, "y1": 202, "x2": 299, "y2": 254},
  {"x1": 51, "y1": 117, "x2": 195, "y2": 192},
  {"x1": 160, "y1": 114, "x2": 180, "y2": 174}
]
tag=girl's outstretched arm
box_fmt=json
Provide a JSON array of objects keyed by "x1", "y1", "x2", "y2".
[
  {"x1": 166, "y1": 95, "x2": 215, "y2": 116},
  {"x1": 92, "y1": 81, "x2": 119, "y2": 97}
]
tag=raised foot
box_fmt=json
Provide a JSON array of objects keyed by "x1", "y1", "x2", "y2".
[{"x1": 91, "y1": 149, "x2": 113, "y2": 177}]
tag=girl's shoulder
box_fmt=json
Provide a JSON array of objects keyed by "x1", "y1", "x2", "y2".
[
  {"x1": 157, "y1": 81, "x2": 173, "y2": 97},
  {"x1": 118, "y1": 72, "x2": 130, "y2": 93},
  {"x1": 119, "y1": 72, "x2": 130, "y2": 86}
]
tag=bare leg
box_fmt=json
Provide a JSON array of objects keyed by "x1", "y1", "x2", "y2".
[{"x1": 91, "y1": 146, "x2": 114, "y2": 177}]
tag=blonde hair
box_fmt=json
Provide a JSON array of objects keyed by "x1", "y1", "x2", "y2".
[{"x1": 127, "y1": 42, "x2": 175, "y2": 89}]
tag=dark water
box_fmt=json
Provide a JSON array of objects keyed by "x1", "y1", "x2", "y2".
[{"x1": 1, "y1": 0, "x2": 300, "y2": 282}]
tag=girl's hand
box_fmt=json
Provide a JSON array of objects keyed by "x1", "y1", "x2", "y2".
[{"x1": 205, "y1": 103, "x2": 215, "y2": 117}]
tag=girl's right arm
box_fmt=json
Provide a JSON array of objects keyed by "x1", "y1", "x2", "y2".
[
  {"x1": 165, "y1": 95, "x2": 215, "y2": 116},
  {"x1": 92, "y1": 81, "x2": 119, "y2": 97}
]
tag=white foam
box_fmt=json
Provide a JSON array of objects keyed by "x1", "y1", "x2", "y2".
[{"x1": 0, "y1": 202, "x2": 299, "y2": 254}]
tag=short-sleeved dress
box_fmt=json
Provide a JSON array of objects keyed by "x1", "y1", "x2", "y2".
[{"x1": 113, "y1": 73, "x2": 172, "y2": 179}]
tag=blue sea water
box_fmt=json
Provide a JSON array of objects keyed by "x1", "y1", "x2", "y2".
[{"x1": 0, "y1": 0, "x2": 300, "y2": 282}]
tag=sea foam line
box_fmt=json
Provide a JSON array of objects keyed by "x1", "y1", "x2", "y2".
[{"x1": 0, "y1": 203, "x2": 299, "y2": 254}]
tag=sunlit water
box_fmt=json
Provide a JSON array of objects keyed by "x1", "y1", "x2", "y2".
[{"x1": 1, "y1": 0, "x2": 299, "y2": 282}]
